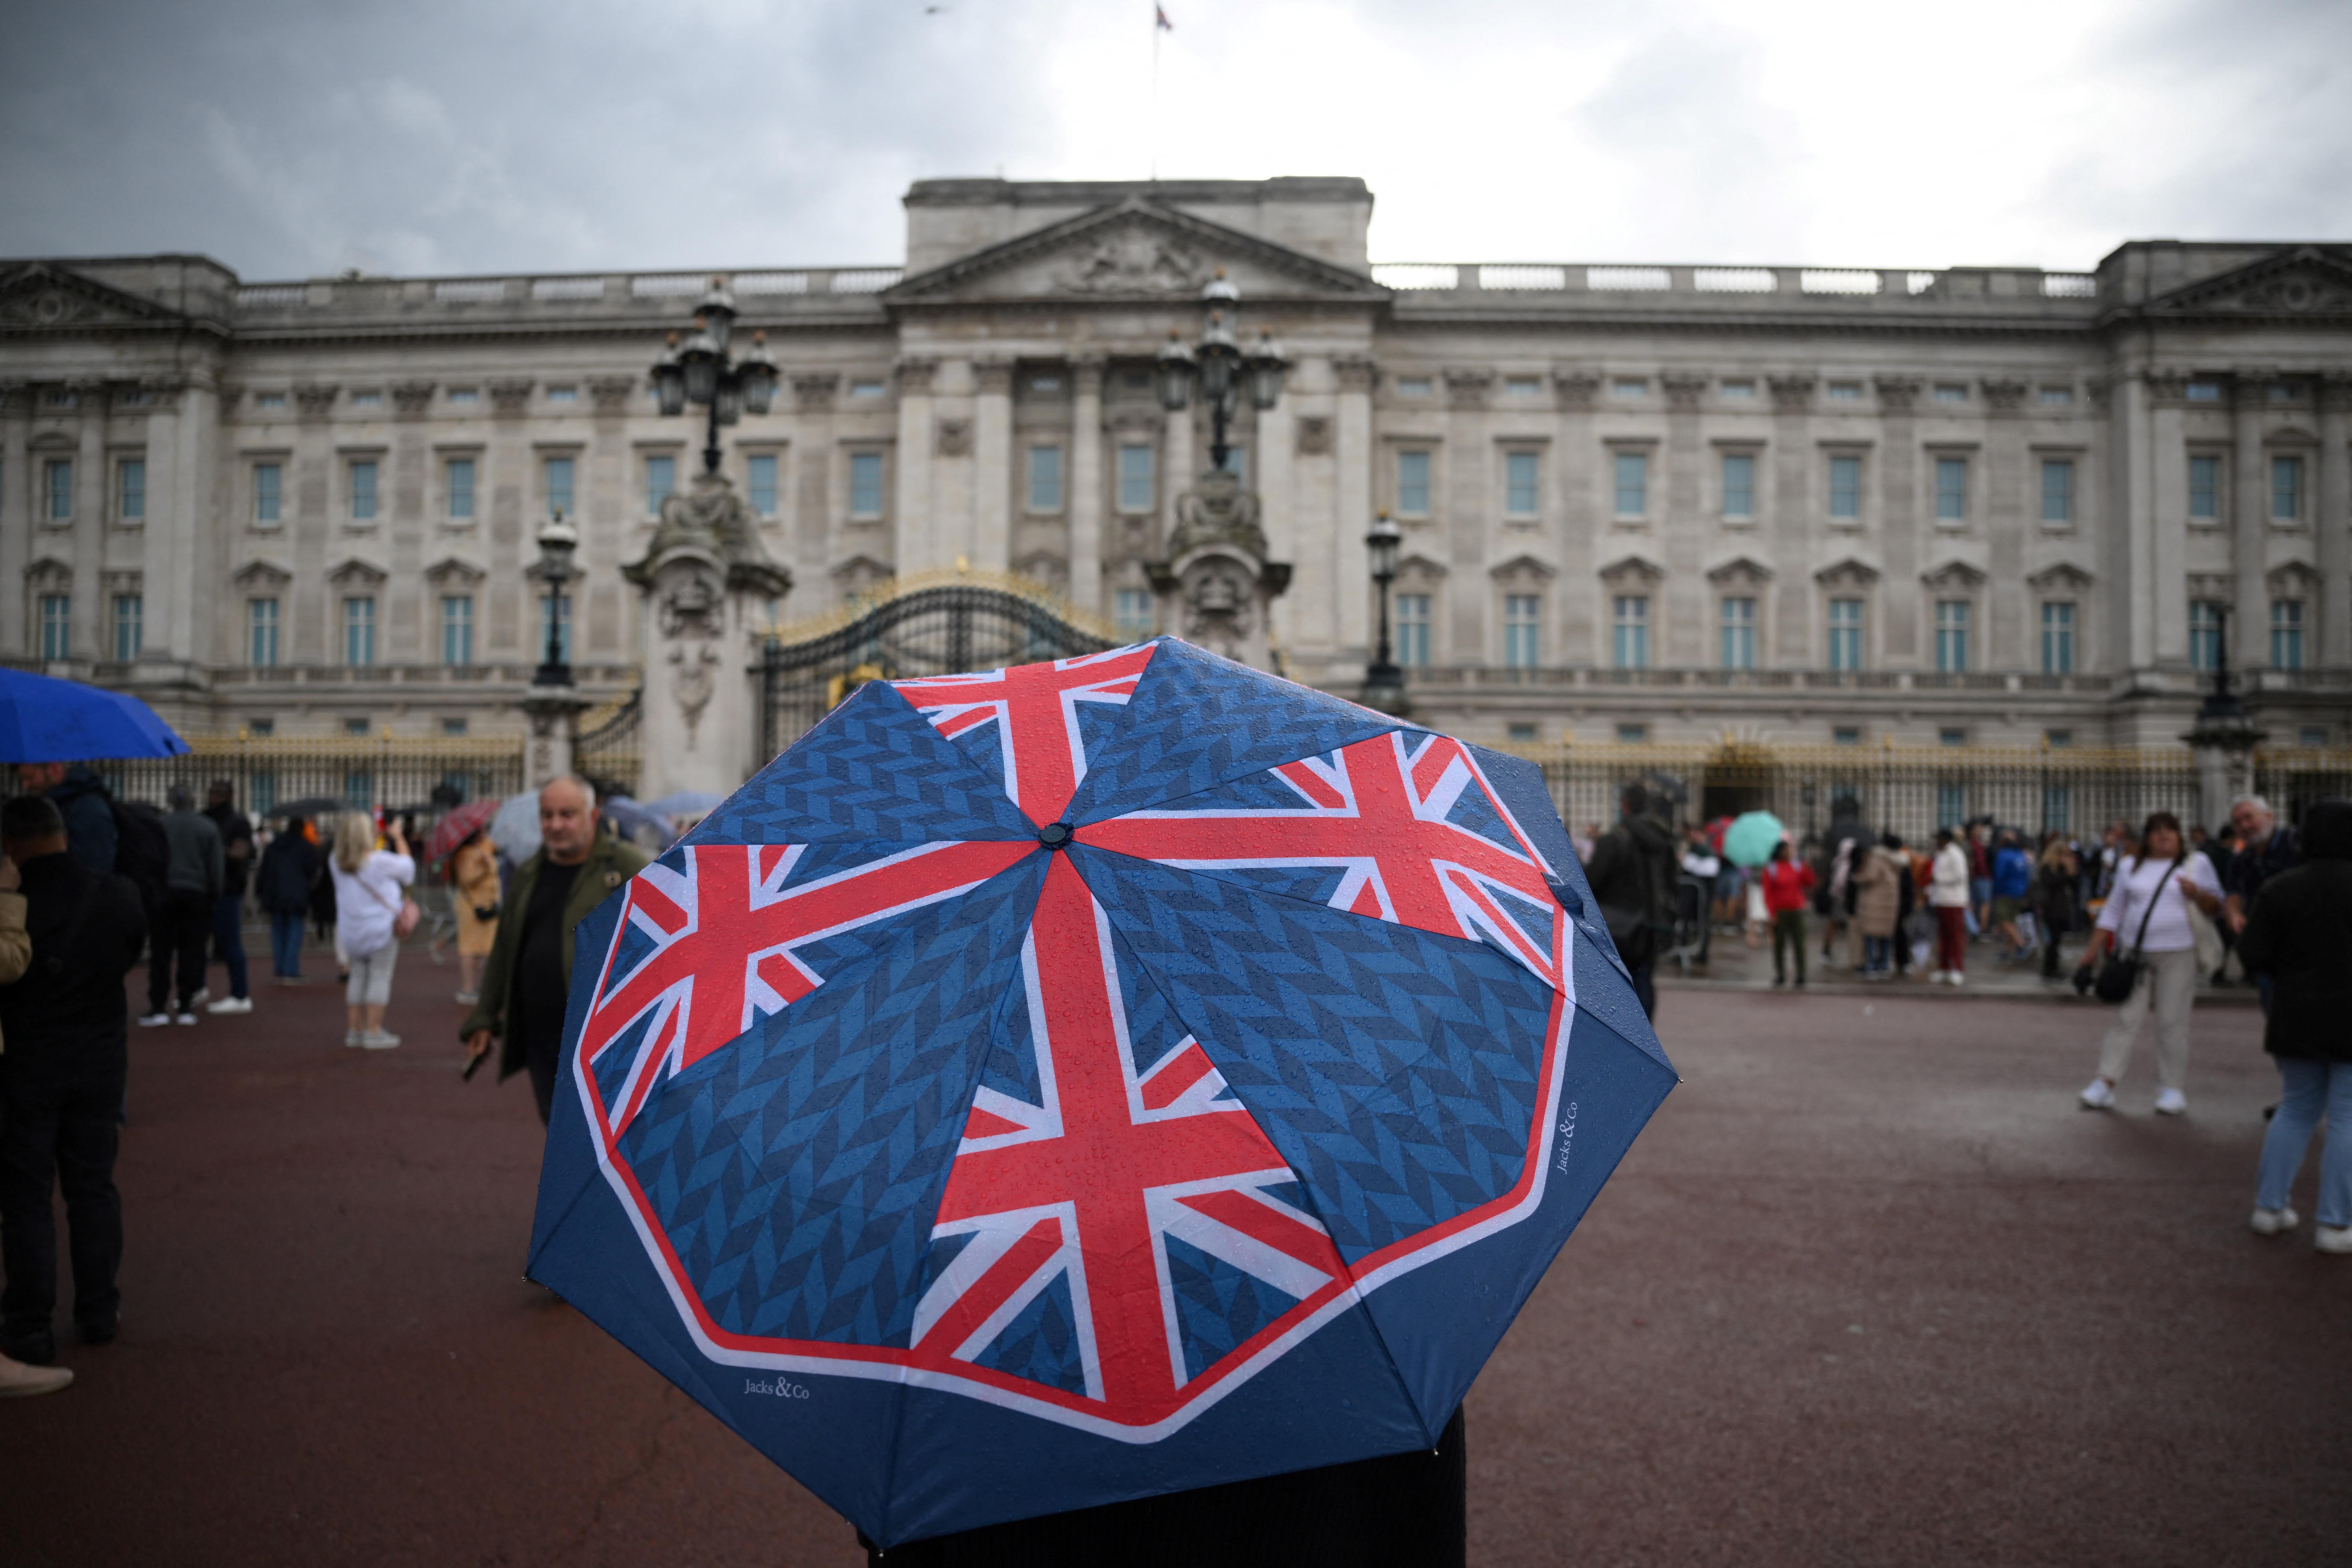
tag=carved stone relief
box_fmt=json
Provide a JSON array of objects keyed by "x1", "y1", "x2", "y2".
[
  {"x1": 936, "y1": 419, "x2": 972, "y2": 458},
  {"x1": 1056, "y1": 227, "x2": 1204, "y2": 295},
  {"x1": 1294, "y1": 416, "x2": 1331, "y2": 456},
  {"x1": 391, "y1": 382, "x2": 436, "y2": 418},
  {"x1": 586, "y1": 376, "x2": 636, "y2": 413}
]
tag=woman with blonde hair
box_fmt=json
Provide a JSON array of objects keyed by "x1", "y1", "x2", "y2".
[{"x1": 329, "y1": 811, "x2": 413, "y2": 1050}]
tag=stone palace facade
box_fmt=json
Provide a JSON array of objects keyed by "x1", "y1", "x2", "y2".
[{"x1": 2, "y1": 176, "x2": 2347, "y2": 755}]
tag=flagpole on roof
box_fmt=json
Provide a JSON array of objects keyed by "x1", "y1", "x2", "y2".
[{"x1": 1150, "y1": 4, "x2": 1172, "y2": 181}]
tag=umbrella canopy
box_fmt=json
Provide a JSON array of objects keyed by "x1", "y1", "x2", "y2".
[
  {"x1": 1721, "y1": 810, "x2": 1788, "y2": 867},
  {"x1": 639, "y1": 788, "x2": 723, "y2": 820},
  {"x1": 423, "y1": 798, "x2": 499, "y2": 863},
  {"x1": 528, "y1": 638, "x2": 1676, "y2": 1548},
  {"x1": 597, "y1": 796, "x2": 673, "y2": 846},
  {"x1": 488, "y1": 792, "x2": 542, "y2": 862},
  {"x1": 0, "y1": 668, "x2": 188, "y2": 763}
]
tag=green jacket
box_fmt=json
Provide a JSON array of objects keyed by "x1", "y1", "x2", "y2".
[{"x1": 459, "y1": 832, "x2": 651, "y2": 1083}]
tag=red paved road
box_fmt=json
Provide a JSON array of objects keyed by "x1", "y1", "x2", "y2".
[{"x1": 1, "y1": 965, "x2": 2346, "y2": 1566}]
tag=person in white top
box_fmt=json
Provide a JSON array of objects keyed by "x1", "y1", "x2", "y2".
[
  {"x1": 1926, "y1": 828, "x2": 1972, "y2": 985},
  {"x1": 2076, "y1": 811, "x2": 2222, "y2": 1115},
  {"x1": 328, "y1": 811, "x2": 414, "y2": 1051}
]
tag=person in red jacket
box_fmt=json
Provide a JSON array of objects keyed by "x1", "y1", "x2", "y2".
[{"x1": 1760, "y1": 840, "x2": 1818, "y2": 988}]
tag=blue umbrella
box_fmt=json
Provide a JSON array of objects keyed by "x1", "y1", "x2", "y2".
[
  {"x1": 640, "y1": 788, "x2": 723, "y2": 820},
  {"x1": 528, "y1": 638, "x2": 1676, "y2": 1547},
  {"x1": 0, "y1": 668, "x2": 188, "y2": 762}
]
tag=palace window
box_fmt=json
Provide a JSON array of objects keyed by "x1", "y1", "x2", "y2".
[
  {"x1": 545, "y1": 385, "x2": 577, "y2": 405},
  {"x1": 253, "y1": 462, "x2": 280, "y2": 525},
  {"x1": 2185, "y1": 381, "x2": 2222, "y2": 403},
  {"x1": 1933, "y1": 384, "x2": 1968, "y2": 404},
  {"x1": 1613, "y1": 452, "x2": 1649, "y2": 518},
  {"x1": 1935, "y1": 599, "x2": 1971, "y2": 673},
  {"x1": 1827, "y1": 381, "x2": 1863, "y2": 402},
  {"x1": 1114, "y1": 588, "x2": 1155, "y2": 640},
  {"x1": 646, "y1": 453, "x2": 676, "y2": 513},
  {"x1": 1396, "y1": 450, "x2": 1431, "y2": 516},
  {"x1": 2272, "y1": 455, "x2": 2304, "y2": 522},
  {"x1": 2041, "y1": 458, "x2": 2074, "y2": 524},
  {"x1": 1395, "y1": 593, "x2": 1432, "y2": 668},
  {"x1": 1720, "y1": 379, "x2": 1756, "y2": 399},
  {"x1": 2041, "y1": 601, "x2": 2075, "y2": 675},
  {"x1": 1504, "y1": 451, "x2": 1539, "y2": 517},
  {"x1": 1503, "y1": 376, "x2": 1542, "y2": 397},
  {"x1": 1117, "y1": 445, "x2": 1155, "y2": 512},
  {"x1": 1611, "y1": 379, "x2": 1646, "y2": 399},
  {"x1": 349, "y1": 460, "x2": 378, "y2": 521},
  {"x1": 1503, "y1": 594, "x2": 1541, "y2": 669},
  {"x1": 1719, "y1": 596, "x2": 1756, "y2": 670},
  {"x1": 1028, "y1": 445, "x2": 1064, "y2": 512},
  {"x1": 2271, "y1": 600, "x2": 2305, "y2": 670},
  {"x1": 38, "y1": 594, "x2": 70, "y2": 660},
  {"x1": 445, "y1": 458, "x2": 476, "y2": 521},
  {"x1": 342, "y1": 596, "x2": 377, "y2": 667},
  {"x1": 1934, "y1": 456, "x2": 1967, "y2": 522},
  {"x1": 1827, "y1": 598, "x2": 1864, "y2": 671},
  {"x1": 1616, "y1": 722, "x2": 1648, "y2": 743},
  {"x1": 2189, "y1": 599, "x2": 2224, "y2": 671},
  {"x1": 248, "y1": 599, "x2": 279, "y2": 666},
  {"x1": 2189, "y1": 455, "x2": 2221, "y2": 520},
  {"x1": 40, "y1": 460, "x2": 74, "y2": 523},
  {"x1": 112, "y1": 594, "x2": 141, "y2": 662},
  {"x1": 848, "y1": 452, "x2": 885, "y2": 518},
  {"x1": 117, "y1": 458, "x2": 145, "y2": 522},
  {"x1": 1829, "y1": 455, "x2": 1862, "y2": 520},
  {"x1": 546, "y1": 455, "x2": 577, "y2": 518},
  {"x1": 2040, "y1": 387, "x2": 2074, "y2": 406},
  {"x1": 1507, "y1": 722, "x2": 1538, "y2": 742},
  {"x1": 1395, "y1": 377, "x2": 1433, "y2": 398},
  {"x1": 440, "y1": 595, "x2": 474, "y2": 666},
  {"x1": 1612, "y1": 594, "x2": 1650, "y2": 669},
  {"x1": 746, "y1": 453, "x2": 776, "y2": 517},
  {"x1": 1721, "y1": 453, "x2": 1754, "y2": 519}
]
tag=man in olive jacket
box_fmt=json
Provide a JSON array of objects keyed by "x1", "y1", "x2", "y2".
[{"x1": 461, "y1": 777, "x2": 650, "y2": 1124}]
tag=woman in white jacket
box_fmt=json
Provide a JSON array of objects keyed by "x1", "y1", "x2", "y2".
[
  {"x1": 1927, "y1": 828, "x2": 1972, "y2": 985},
  {"x1": 2076, "y1": 811, "x2": 2222, "y2": 1115},
  {"x1": 328, "y1": 811, "x2": 414, "y2": 1050}
]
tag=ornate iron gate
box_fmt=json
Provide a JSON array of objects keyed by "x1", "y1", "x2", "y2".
[{"x1": 757, "y1": 570, "x2": 1118, "y2": 760}]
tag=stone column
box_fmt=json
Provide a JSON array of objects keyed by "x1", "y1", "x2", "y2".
[
  {"x1": 1661, "y1": 373, "x2": 1708, "y2": 666},
  {"x1": 972, "y1": 359, "x2": 1013, "y2": 573},
  {"x1": 1332, "y1": 356, "x2": 1377, "y2": 661},
  {"x1": 790, "y1": 372, "x2": 839, "y2": 602},
  {"x1": 521, "y1": 687, "x2": 588, "y2": 790},
  {"x1": 1981, "y1": 378, "x2": 2030, "y2": 670},
  {"x1": 624, "y1": 472, "x2": 793, "y2": 798},
  {"x1": 2317, "y1": 375, "x2": 2351, "y2": 669},
  {"x1": 1874, "y1": 377, "x2": 1922, "y2": 671},
  {"x1": 894, "y1": 358, "x2": 937, "y2": 577},
  {"x1": 2114, "y1": 372, "x2": 2161, "y2": 671},
  {"x1": 2231, "y1": 373, "x2": 2267, "y2": 668},
  {"x1": 1162, "y1": 398, "x2": 1196, "y2": 552},
  {"x1": 0, "y1": 384, "x2": 28, "y2": 653},
  {"x1": 1768, "y1": 375, "x2": 1816, "y2": 664},
  {"x1": 73, "y1": 383, "x2": 106, "y2": 661},
  {"x1": 1067, "y1": 357, "x2": 1105, "y2": 614},
  {"x1": 1443, "y1": 370, "x2": 1491, "y2": 664}
]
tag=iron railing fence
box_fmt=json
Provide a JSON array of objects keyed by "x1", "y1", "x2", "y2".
[
  {"x1": 1500, "y1": 741, "x2": 2352, "y2": 846},
  {"x1": 6, "y1": 735, "x2": 526, "y2": 820},
  {"x1": 573, "y1": 690, "x2": 644, "y2": 799}
]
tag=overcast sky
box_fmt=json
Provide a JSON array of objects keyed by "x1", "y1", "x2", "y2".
[{"x1": 3, "y1": 0, "x2": 2346, "y2": 280}]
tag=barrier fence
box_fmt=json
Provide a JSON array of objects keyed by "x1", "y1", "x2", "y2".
[
  {"x1": 36, "y1": 735, "x2": 528, "y2": 819},
  {"x1": 1501, "y1": 740, "x2": 2352, "y2": 844}
]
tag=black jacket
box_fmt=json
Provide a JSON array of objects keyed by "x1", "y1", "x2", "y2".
[
  {"x1": 256, "y1": 834, "x2": 319, "y2": 915},
  {"x1": 0, "y1": 852, "x2": 149, "y2": 1078},
  {"x1": 1586, "y1": 814, "x2": 1679, "y2": 967},
  {"x1": 2235, "y1": 801, "x2": 2352, "y2": 1063}
]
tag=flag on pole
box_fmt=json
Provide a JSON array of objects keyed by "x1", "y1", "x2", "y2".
[{"x1": 1155, "y1": 5, "x2": 1173, "y2": 29}]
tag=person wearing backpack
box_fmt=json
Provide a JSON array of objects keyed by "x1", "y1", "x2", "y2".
[
  {"x1": 1584, "y1": 783, "x2": 1679, "y2": 1022},
  {"x1": 12, "y1": 764, "x2": 116, "y2": 878},
  {"x1": 2073, "y1": 811, "x2": 2223, "y2": 1116}
]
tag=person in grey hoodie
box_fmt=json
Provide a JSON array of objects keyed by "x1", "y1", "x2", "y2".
[{"x1": 139, "y1": 785, "x2": 221, "y2": 1028}]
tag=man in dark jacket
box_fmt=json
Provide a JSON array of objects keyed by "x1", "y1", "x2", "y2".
[
  {"x1": 2235, "y1": 798, "x2": 2351, "y2": 1254},
  {"x1": 255, "y1": 817, "x2": 319, "y2": 984},
  {"x1": 202, "y1": 780, "x2": 255, "y2": 1015},
  {"x1": 461, "y1": 777, "x2": 649, "y2": 1124},
  {"x1": 1586, "y1": 783, "x2": 1678, "y2": 1020},
  {"x1": 140, "y1": 784, "x2": 221, "y2": 1028},
  {"x1": 0, "y1": 794, "x2": 150, "y2": 1364},
  {"x1": 13, "y1": 763, "x2": 115, "y2": 876},
  {"x1": 2223, "y1": 794, "x2": 2299, "y2": 1006}
]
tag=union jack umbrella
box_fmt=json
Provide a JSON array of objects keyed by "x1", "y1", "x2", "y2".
[{"x1": 527, "y1": 637, "x2": 1675, "y2": 1547}]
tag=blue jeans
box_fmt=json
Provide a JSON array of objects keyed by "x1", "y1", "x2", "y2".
[
  {"x1": 1863, "y1": 935, "x2": 1891, "y2": 973},
  {"x1": 268, "y1": 911, "x2": 306, "y2": 978},
  {"x1": 2256, "y1": 1058, "x2": 2352, "y2": 1229},
  {"x1": 210, "y1": 895, "x2": 249, "y2": 1000}
]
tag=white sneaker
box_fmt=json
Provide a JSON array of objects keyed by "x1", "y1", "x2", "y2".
[
  {"x1": 2318, "y1": 1226, "x2": 2352, "y2": 1255},
  {"x1": 2079, "y1": 1078, "x2": 2115, "y2": 1110},
  {"x1": 206, "y1": 996, "x2": 252, "y2": 1015},
  {"x1": 137, "y1": 1012, "x2": 171, "y2": 1028},
  {"x1": 344, "y1": 1030, "x2": 364, "y2": 1048},
  {"x1": 189, "y1": 986, "x2": 210, "y2": 1006},
  {"x1": 2154, "y1": 1087, "x2": 2187, "y2": 1116},
  {"x1": 360, "y1": 1030, "x2": 401, "y2": 1050},
  {"x1": 1927, "y1": 970, "x2": 1947, "y2": 985},
  {"x1": 1946, "y1": 971, "x2": 1964, "y2": 987},
  {"x1": 173, "y1": 1012, "x2": 199, "y2": 1026},
  {"x1": 0, "y1": 1355, "x2": 72, "y2": 1399},
  {"x1": 2250, "y1": 1206, "x2": 2299, "y2": 1236}
]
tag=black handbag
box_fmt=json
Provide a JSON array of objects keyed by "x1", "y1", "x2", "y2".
[{"x1": 2094, "y1": 859, "x2": 2177, "y2": 1004}]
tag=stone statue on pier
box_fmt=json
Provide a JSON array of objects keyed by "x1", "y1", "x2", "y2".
[{"x1": 1146, "y1": 467, "x2": 1291, "y2": 671}]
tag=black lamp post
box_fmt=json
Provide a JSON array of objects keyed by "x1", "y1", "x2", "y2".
[
  {"x1": 649, "y1": 277, "x2": 779, "y2": 477},
  {"x1": 1154, "y1": 270, "x2": 1287, "y2": 473},
  {"x1": 533, "y1": 510, "x2": 578, "y2": 688},
  {"x1": 1363, "y1": 510, "x2": 1405, "y2": 711}
]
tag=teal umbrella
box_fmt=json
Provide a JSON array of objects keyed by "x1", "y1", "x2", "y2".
[{"x1": 1722, "y1": 810, "x2": 1788, "y2": 867}]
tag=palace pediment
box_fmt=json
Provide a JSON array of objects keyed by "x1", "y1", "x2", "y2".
[
  {"x1": 2144, "y1": 245, "x2": 2352, "y2": 320},
  {"x1": 0, "y1": 262, "x2": 189, "y2": 332},
  {"x1": 884, "y1": 198, "x2": 1387, "y2": 308}
]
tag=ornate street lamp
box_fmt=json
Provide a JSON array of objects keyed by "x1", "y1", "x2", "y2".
[
  {"x1": 1362, "y1": 510, "x2": 1405, "y2": 712},
  {"x1": 533, "y1": 509, "x2": 579, "y2": 688},
  {"x1": 1155, "y1": 270, "x2": 1287, "y2": 473},
  {"x1": 649, "y1": 277, "x2": 779, "y2": 477}
]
